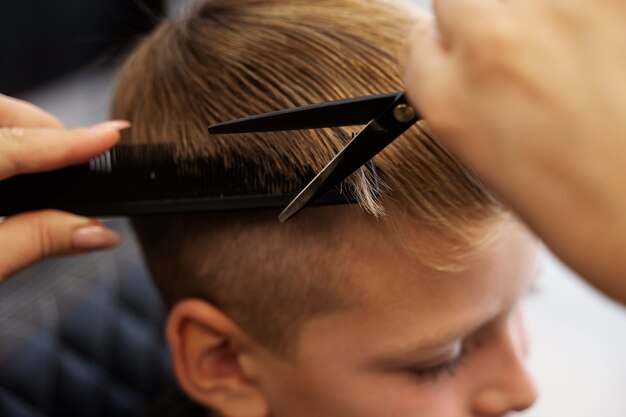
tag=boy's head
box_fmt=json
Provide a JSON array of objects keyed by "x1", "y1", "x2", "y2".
[{"x1": 112, "y1": 0, "x2": 539, "y2": 416}]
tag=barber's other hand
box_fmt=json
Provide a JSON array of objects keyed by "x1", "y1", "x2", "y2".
[
  {"x1": 402, "y1": 0, "x2": 626, "y2": 304},
  {"x1": 0, "y1": 94, "x2": 127, "y2": 281}
]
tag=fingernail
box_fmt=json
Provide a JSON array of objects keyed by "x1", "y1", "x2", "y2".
[
  {"x1": 90, "y1": 120, "x2": 131, "y2": 133},
  {"x1": 72, "y1": 225, "x2": 122, "y2": 251}
]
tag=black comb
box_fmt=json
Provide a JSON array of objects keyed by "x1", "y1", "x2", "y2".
[{"x1": 0, "y1": 144, "x2": 367, "y2": 217}]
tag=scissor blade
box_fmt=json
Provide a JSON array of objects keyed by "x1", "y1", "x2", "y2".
[
  {"x1": 208, "y1": 92, "x2": 400, "y2": 134},
  {"x1": 279, "y1": 93, "x2": 419, "y2": 222}
]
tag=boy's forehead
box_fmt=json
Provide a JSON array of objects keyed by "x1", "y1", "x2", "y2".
[
  {"x1": 286, "y1": 206, "x2": 519, "y2": 294},
  {"x1": 353, "y1": 217, "x2": 535, "y2": 302},
  {"x1": 295, "y1": 217, "x2": 539, "y2": 357}
]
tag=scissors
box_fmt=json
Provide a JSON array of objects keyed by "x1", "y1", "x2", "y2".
[{"x1": 209, "y1": 91, "x2": 421, "y2": 222}]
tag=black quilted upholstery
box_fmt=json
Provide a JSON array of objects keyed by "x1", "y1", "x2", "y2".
[{"x1": 0, "y1": 220, "x2": 175, "y2": 417}]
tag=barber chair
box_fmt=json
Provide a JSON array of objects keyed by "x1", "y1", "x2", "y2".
[{"x1": 0, "y1": 220, "x2": 174, "y2": 417}]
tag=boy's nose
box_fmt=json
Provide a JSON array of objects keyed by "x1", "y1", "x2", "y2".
[{"x1": 470, "y1": 317, "x2": 538, "y2": 416}]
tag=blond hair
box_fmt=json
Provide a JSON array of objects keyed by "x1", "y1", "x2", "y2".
[{"x1": 112, "y1": 0, "x2": 503, "y2": 353}]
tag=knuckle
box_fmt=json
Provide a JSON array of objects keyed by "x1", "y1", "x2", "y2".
[
  {"x1": 461, "y1": 23, "x2": 515, "y2": 77},
  {"x1": 0, "y1": 127, "x2": 27, "y2": 175},
  {"x1": 28, "y1": 213, "x2": 56, "y2": 260},
  {"x1": 0, "y1": 127, "x2": 26, "y2": 141}
]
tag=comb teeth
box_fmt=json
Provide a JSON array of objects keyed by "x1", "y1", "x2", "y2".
[
  {"x1": 89, "y1": 150, "x2": 114, "y2": 174},
  {"x1": 99, "y1": 144, "x2": 318, "y2": 200},
  {"x1": 0, "y1": 144, "x2": 365, "y2": 217}
]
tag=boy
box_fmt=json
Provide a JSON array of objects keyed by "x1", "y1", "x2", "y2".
[{"x1": 113, "y1": 1, "x2": 539, "y2": 416}]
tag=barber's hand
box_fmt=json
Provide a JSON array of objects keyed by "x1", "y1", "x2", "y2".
[
  {"x1": 402, "y1": 0, "x2": 626, "y2": 304},
  {"x1": 0, "y1": 94, "x2": 128, "y2": 281}
]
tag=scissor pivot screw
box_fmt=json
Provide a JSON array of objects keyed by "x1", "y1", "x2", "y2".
[{"x1": 393, "y1": 104, "x2": 416, "y2": 123}]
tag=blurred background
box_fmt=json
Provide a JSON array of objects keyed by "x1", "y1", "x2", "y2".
[{"x1": 1, "y1": 0, "x2": 624, "y2": 416}]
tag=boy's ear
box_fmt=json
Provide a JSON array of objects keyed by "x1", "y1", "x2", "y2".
[{"x1": 166, "y1": 299, "x2": 270, "y2": 417}]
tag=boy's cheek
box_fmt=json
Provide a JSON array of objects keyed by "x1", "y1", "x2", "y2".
[{"x1": 381, "y1": 376, "x2": 465, "y2": 417}]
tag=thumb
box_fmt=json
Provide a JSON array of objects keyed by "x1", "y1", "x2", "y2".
[{"x1": 0, "y1": 210, "x2": 122, "y2": 282}]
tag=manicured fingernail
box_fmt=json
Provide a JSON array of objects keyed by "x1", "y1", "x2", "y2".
[
  {"x1": 72, "y1": 225, "x2": 122, "y2": 250},
  {"x1": 90, "y1": 120, "x2": 131, "y2": 133}
]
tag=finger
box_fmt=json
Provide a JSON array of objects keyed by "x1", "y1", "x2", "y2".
[
  {"x1": 0, "y1": 121, "x2": 130, "y2": 180},
  {"x1": 399, "y1": 8, "x2": 433, "y2": 70},
  {"x1": 0, "y1": 210, "x2": 122, "y2": 282},
  {"x1": 401, "y1": 17, "x2": 454, "y2": 125},
  {"x1": 432, "y1": 0, "x2": 502, "y2": 44},
  {"x1": 0, "y1": 94, "x2": 64, "y2": 129}
]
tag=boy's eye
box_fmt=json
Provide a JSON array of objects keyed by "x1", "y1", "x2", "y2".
[{"x1": 408, "y1": 349, "x2": 468, "y2": 383}]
